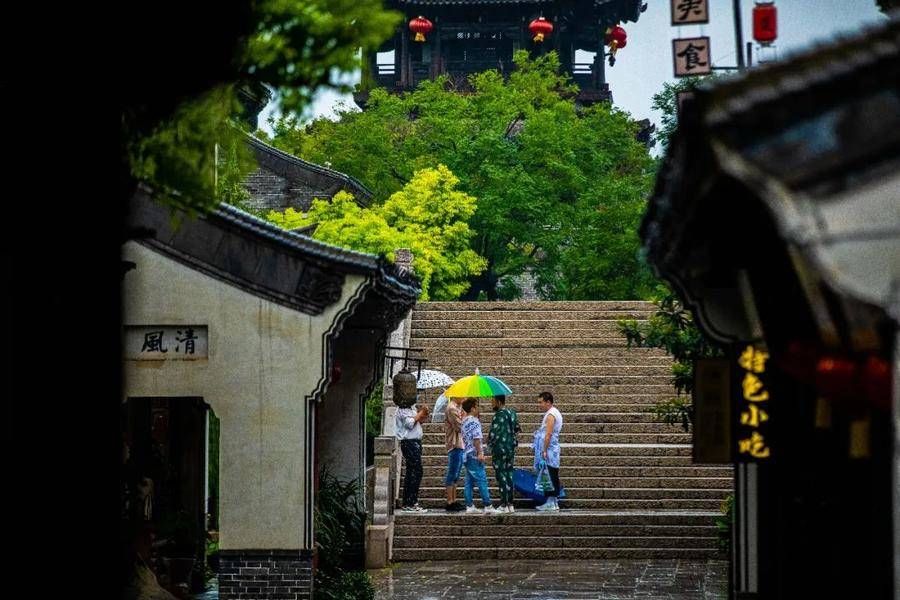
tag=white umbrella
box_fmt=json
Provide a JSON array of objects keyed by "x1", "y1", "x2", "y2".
[{"x1": 415, "y1": 369, "x2": 454, "y2": 390}]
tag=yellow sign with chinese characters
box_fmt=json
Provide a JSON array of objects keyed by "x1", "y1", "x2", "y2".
[{"x1": 736, "y1": 344, "x2": 772, "y2": 460}]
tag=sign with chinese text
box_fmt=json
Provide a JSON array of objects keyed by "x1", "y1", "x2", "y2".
[
  {"x1": 673, "y1": 37, "x2": 711, "y2": 77},
  {"x1": 671, "y1": 0, "x2": 709, "y2": 25},
  {"x1": 692, "y1": 358, "x2": 732, "y2": 464},
  {"x1": 734, "y1": 344, "x2": 773, "y2": 462},
  {"x1": 125, "y1": 326, "x2": 208, "y2": 360}
]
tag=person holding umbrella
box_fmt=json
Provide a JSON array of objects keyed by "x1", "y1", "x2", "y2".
[{"x1": 444, "y1": 370, "x2": 514, "y2": 512}]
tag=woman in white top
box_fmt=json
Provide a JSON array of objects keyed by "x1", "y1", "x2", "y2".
[
  {"x1": 395, "y1": 398, "x2": 430, "y2": 512},
  {"x1": 533, "y1": 391, "x2": 563, "y2": 511}
]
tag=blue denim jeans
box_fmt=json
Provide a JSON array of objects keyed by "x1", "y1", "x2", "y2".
[
  {"x1": 464, "y1": 456, "x2": 492, "y2": 507},
  {"x1": 445, "y1": 448, "x2": 464, "y2": 486}
]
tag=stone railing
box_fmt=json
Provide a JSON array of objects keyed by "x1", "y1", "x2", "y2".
[{"x1": 365, "y1": 435, "x2": 397, "y2": 568}]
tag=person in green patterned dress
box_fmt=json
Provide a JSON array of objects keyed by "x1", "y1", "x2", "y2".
[{"x1": 488, "y1": 395, "x2": 520, "y2": 513}]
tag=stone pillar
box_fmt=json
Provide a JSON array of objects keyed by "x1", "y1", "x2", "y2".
[{"x1": 366, "y1": 436, "x2": 397, "y2": 568}]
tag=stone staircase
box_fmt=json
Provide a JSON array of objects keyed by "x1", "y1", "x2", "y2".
[{"x1": 393, "y1": 301, "x2": 732, "y2": 560}]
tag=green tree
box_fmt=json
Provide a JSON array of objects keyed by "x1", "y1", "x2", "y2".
[
  {"x1": 650, "y1": 75, "x2": 719, "y2": 152},
  {"x1": 126, "y1": 0, "x2": 402, "y2": 217},
  {"x1": 268, "y1": 165, "x2": 486, "y2": 300},
  {"x1": 270, "y1": 51, "x2": 657, "y2": 300}
]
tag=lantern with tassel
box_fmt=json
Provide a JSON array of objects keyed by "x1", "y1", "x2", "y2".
[
  {"x1": 605, "y1": 24, "x2": 628, "y2": 66},
  {"x1": 409, "y1": 16, "x2": 433, "y2": 43},
  {"x1": 529, "y1": 17, "x2": 554, "y2": 43}
]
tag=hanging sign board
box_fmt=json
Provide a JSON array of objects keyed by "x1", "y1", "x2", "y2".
[
  {"x1": 671, "y1": 0, "x2": 709, "y2": 25},
  {"x1": 733, "y1": 344, "x2": 773, "y2": 462},
  {"x1": 692, "y1": 358, "x2": 732, "y2": 464},
  {"x1": 125, "y1": 325, "x2": 209, "y2": 360},
  {"x1": 673, "y1": 37, "x2": 712, "y2": 77}
]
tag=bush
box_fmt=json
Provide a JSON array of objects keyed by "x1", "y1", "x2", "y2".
[
  {"x1": 715, "y1": 494, "x2": 735, "y2": 554},
  {"x1": 314, "y1": 468, "x2": 372, "y2": 600}
]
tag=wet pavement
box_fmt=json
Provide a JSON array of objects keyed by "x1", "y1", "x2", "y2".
[{"x1": 370, "y1": 559, "x2": 728, "y2": 599}]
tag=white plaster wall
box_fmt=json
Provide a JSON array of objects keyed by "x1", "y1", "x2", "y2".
[{"x1": 122, "y1": 241, "x2": 367, "y2": 550}]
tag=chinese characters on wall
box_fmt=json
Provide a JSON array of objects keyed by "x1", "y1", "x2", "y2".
[
  {"x1": 735, "y1": 344, "x2": 772, "y2": 460},
  {"x1": 125, "y1": 326, "x2": 209, "y2": 360}
]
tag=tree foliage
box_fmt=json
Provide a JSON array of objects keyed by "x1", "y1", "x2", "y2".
[
  {"x1": 270, "y1": 51, "x2": 658, "y2": 300},
  {"x1": 267, "y1": 165, "x2": 486, "y2": 301},
  {"x1": 650, "y1": 75, "x2": 719, "y2": 152},
  {"x1": 126, "y1": 0, "x2": 401, "y2": 216}
]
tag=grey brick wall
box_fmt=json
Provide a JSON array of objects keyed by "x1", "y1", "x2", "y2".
[
  {"x1": 219, "y1": 549, "x2": 313, "y2": 600},
  {"x1": 243, "y1": 167, "x2": 333, "y2": 214}
]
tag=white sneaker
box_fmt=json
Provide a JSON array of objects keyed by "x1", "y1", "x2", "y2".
[
  {"x1": 465, "y1": 505, "x2": 479, "y2": 514},
  {"x1": 412, "y1": 504, "x2": 428, "y2": 513},
  {"x1": 535, "y1": 500, "x2": 554, "y2": 512},
  {"x1": 400, "y1": 506, "x2": 417, "y2": 513},
  {"x1": 483, "y1": 506, "x2": 498, "y2": 514},
  {"x1": 497, "y1": 505, "x2": 509, "y2": 514},
  {"x1": 550, "y1": 498, "x2": 560, "y2": 512},
  {"x1": 506, "y1": 504, "x2": 515, "y2": 514}
]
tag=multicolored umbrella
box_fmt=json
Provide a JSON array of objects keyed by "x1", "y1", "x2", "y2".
[
  {"x1": 415, "y1": 369, "x2": 454, "y2": 390},
  {"x1": 444, "y1": 369, "x2": 513, "y2": 398}
]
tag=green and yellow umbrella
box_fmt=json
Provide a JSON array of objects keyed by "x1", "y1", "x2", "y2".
[{"x1": 444, "y1": 368, "x2": 513, "y2": 398}]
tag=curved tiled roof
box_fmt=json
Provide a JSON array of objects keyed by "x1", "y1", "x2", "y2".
[
  {"x1": 245, "y1": 134, "x2": 373, "y2": 206},
  {"x1": 128, "y1": 187, "x2": 419, "y2": 315}
]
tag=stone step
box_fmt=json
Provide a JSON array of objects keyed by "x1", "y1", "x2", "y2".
[
  {"x1": 420, "y1": 443, "x2": 693, "y2": 458},
  {"x1": 394, "y1": 524, "x2": 717, "y2": 539},
  {"x1": 428, "y1": 359, "x2": 674, "y2": 370},
  {"x1": 410, "y1": 476, "x2": 733, "y2": 490},
  {"x1": 416, "y1": 465, "x2": 731, "y2": 478},
  {"x1": 413, "y1": 497, "x2": 726, "y2": 510},
  {"x1": 411, "y1": 375, "x2": 674, "y2": 385},
  {"x1": 412, "y1": 485, "x2": 729, "y2": 500},
  {"x1": 391, "y1": 547, "x2": 720, "y2": 561},
  {"x1": 394, "y1": 534, "x2": 718, "y2": 550},
  {"x1": 419, "y1": 432, "x2": 692, "y2": 445},
  {"x1": 416, "y1": 412, "x2": 667, "y2": 424},
  {"x1": 414, "y1": 301, "x2": 656, "y2": 312},
  {"x1": 420, "y1": 422, "x2": 683, "y2": 434},
  {"x1": 411, "y1": 319, "x2": 643, "y2": 331},
  {"x1": 394, "y1": 509, "x2": 720, "y2": 525},
  {"x1": 424, "y1": 348, "x2": 670, "y2": 361},
  {"x1": 425, "y1": 365, "x2": 673, "y2": 377},
  {"x1": 420, "y1": 455, "x2": 708, "y2": 469},
  {"x1": 414, "y1": 390, "x2": 681, "y2": 404},
  {"x1": 412, "y1": 338, "x2": 640, "y2": 349}
]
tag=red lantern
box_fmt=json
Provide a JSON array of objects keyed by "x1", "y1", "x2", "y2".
[
  {"x1": 409, "y1": 15, "x2": 433, "y2": 43},
  {"x1": 861, "y1": 355, "x2": 891, "y2": 410},
  {"x1": 529, "y1": 17, "x2": 554, "y2": 43},
  {"x1": 753, "y1": 2, "x2": 777, "y2": 45},
  {"x1": 815, "y1": 355, "x2": 857, "y2": 398},
  {"x1": 605, "y1": 24, "x2": 628, "y2": 55}
]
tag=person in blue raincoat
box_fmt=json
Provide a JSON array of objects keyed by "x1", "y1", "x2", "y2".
[{"x1": 533, "y1": 391, "x2": 563, "y2": 511}]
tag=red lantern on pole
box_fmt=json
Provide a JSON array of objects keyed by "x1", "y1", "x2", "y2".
[
  {"x1": 409, "y1": 16, "x2": 433, "y2": 43},
  {"x1": 753, "y1": 2, "x2": 777, "y2": 45},
  {"x1": 529, "y1": 17, "x2": 554, "y2": 43},
  {"x1": 605, "y1": 24, "x2": 627, "y2": 65}
]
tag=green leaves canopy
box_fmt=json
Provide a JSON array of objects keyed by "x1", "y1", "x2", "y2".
[
  {"x1": 267, "y1": 165, "x2": 486, "y2": 301},
  {"x1": 271, "y1": 51, "x2": 659, "y2": 300}
]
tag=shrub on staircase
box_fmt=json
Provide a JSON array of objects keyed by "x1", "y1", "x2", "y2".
[{"x1": 618, "y1": 292, "x2": 723, "y2": 431}]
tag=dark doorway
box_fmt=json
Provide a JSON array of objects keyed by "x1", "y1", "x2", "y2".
[{"x1": 123, "y1": 397, "x2": 216, "y2": 598}]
